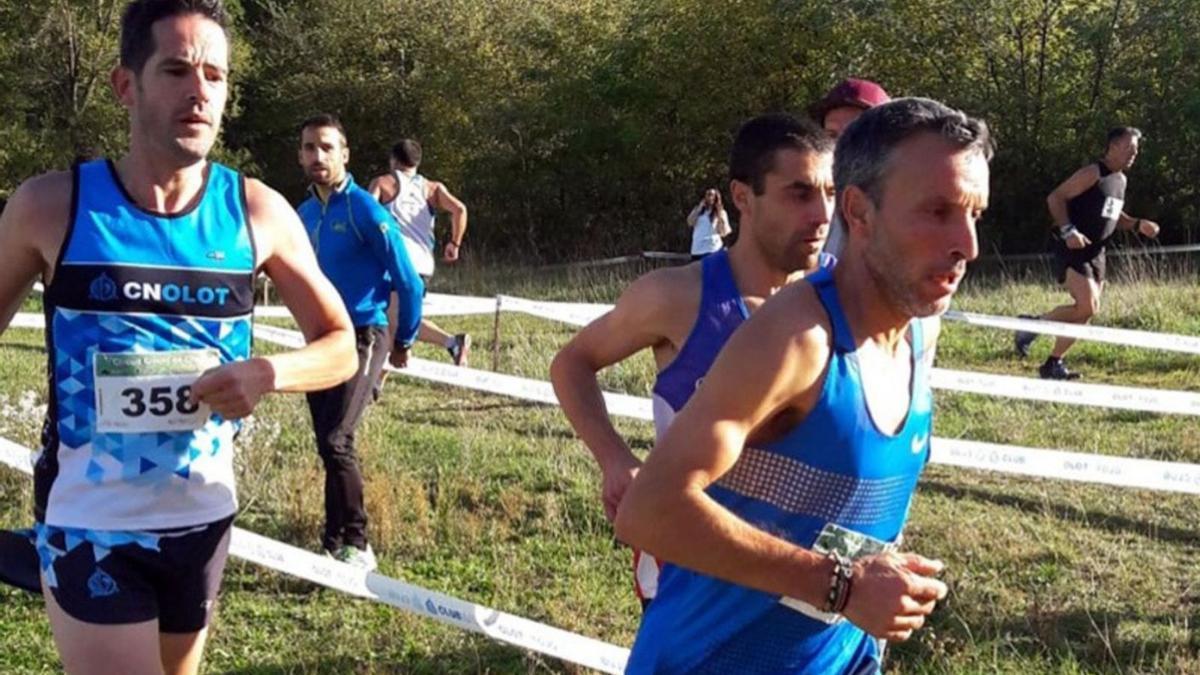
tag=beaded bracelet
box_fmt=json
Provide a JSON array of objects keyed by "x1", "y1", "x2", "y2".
[{"x1": 824, "y1": 551, "x2": 854, "y2": 614}]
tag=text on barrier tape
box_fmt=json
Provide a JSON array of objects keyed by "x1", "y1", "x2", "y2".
[
  {"x1": 944, "y1": 310, "x2": 1200, "y2": 355},
  {"x1": 0, "y1": 436, "x2": 629, "y2": 673}
]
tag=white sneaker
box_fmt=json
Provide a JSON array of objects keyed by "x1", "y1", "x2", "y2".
[{"x1": 332, "y1": 544, "x2": 377, "y2": 571}]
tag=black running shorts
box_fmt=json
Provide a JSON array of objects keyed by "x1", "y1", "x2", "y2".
[{"x1": 40, "y1": 515, "x2": 233, "y2": 633}]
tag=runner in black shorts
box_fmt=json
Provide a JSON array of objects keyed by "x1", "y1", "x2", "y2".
[
  {"x1": 38, "y1": 516, "x2": 233, "y2": 632},
  {"x1": 1013, "y1": 127, "x2": 1160, "y2": 380},
  {"x1": 0, "y1": 2, "x2": 356, "y2": 673}
]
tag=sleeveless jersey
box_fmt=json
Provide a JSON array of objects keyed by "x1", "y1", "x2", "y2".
[
  {"x1": 34, "y1": 159, "x2": 255, "y2": 532},
  {"x1": 1067, "y1": 162, "x2": 1127, "y2": 247},
  {"x1": 637, "y1": 250, "x2": 835, "y2": 601},
  {"x1": 627, "y1": 265, "x2": 932, "y2": 674},
  {"x1": 385, "y1": 170, "x2": 437, "y2": 276}
]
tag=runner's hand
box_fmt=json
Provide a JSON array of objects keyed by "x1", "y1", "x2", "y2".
[
  {"x1": 600, "y1": 455, "x2": 642, "y2": 523},
  {"x1": 191, "y1": 358, "x2": 274, "y2": 420},
  {"x1": 841, "y1": 552, "x2": 947, "y2": 642},
  {"x1": 1138, "y1": 219, "x2": 1160, "y2": 238},
  {"x1": 443, "y1": 242, "x2": 460, "y2": 263},
  {"x1": 1064, "y1": 230, "x2": 1091, "y2": 250},
  {"x1": 390, "y1": 345, "x2": 410, "y2": 369}
]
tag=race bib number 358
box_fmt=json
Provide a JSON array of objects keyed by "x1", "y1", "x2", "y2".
[{"x1": 94, "y1": 349, "x2": 221, "y2": 433}]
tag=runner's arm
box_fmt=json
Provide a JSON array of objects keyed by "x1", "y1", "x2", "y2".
[
  {"x1": 430, "y1": 181, "x2": 467, "y2": 260},
  {"x1": 353, "y1": 194, "x2": 423, "y2": 348},
  {"x1": 0, "y1": 173, "x2": 66, "y2": 334},
  {"x1": 686, "y1": 202, "x2": 703, "y2": 227},
  {"x1": 368, "y1": 173, "x2": 397, "y2": 204},
  {"x1": 550, "y1": 271, "x2": 687, "y2": 519},
  {"x1": 614, "y1": 281, "x2": 836, "y2": 606},
  {"x1": 1116, "y1": 211, "x2": 1160, "y2": 237},
  {"x1": 244, "y1": 179, "x2": 356, "y2": 391},
  {"x1": 1046, "y1": 165, "x2": 1100, "y2": 227}
]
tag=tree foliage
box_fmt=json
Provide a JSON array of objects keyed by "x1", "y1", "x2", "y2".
[{"x1": 1, "y1": 0, "x2": 1196, "y2": 259}]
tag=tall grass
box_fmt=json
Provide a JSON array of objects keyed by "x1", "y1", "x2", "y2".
[{"x1": 2, "y1": 257, "x2": 1199, "y2": 673}]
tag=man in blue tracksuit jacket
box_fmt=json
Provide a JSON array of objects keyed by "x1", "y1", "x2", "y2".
[{"x1": 296, "y1": 113, "x2": 424, "y2": 569}]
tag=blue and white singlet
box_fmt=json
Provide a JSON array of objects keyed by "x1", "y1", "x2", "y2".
[
  {"x1": 627, "y1": 264, "x2": 932, "y2": 674},
  {"x1": 34, "y1": 159, "x2": 255, "y2": 532},
  {"x1": 638, "y1": 250, "x2": 835, "y2": 601}
]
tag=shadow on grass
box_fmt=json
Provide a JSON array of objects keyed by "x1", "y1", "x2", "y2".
[
  {"x1": 0, "y1": 343, "x2": 45, "y2": 355},
  {"x1": 920, "y1": 480, "x2": 1200, "y2": 546}
]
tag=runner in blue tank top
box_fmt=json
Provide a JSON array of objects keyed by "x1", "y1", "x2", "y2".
[
  {"x1": 0, "y1": 2, "x2": 356, "y2": 673},
  {"x1": 552, "y1": 114, "x2": 836, "y2": 607},
  {"x1": 616, "y1": 98, "x2": 995, "y2": 673}
]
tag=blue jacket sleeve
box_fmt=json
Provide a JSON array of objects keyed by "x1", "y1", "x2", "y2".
[{"x1": 351, "y1": 191, "x2": 424, "y2": 347}]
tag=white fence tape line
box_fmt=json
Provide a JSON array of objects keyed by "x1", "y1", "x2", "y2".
[
  {"x1": 0, "y1": 435, "x2": 629, "y2": 673},
  {"x1": 944, "y1": 311, "x2": 1200, "y2": 355},
  {"x1": 424, "y1": 292, "x2": 497, "y2": 317},
  {"x1": 929, "y1": 438, "x2": 1200, "y2": 495},
  {"x1": 497, "y1": 295, "x2": 609, "y2": 328},
  {"x1": 8, "y1": 313, "x2": 45, "y2": 330},
  {"x1": 0, "y1": 437, "x2": 35, "y2": 474},
  {"x1": 10, "y1": 316, "x2": 1198, "y2": 419},
  {"x1": 250, "y1": 325, "x2": 1200, "y2": 495},
  {"x1": 28, "y1": 272, "x2": 1200, "y2": 356},
  {"x1": 252, "y1": 324, "x2": 652, "y2": 421},
  {"x1": 932, "y1": 367, "x2": 1200, "y2": 417},
  {"x1": 230, "y1": 531, "x2": 629, "y2": 673},
  {"x1": 983, "y1": 242, "x2": 1200, "y2": 263}
]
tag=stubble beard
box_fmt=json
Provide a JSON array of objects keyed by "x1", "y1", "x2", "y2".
[{"x1": 863, "y1": 233, "x2": 945, "y2": 319}]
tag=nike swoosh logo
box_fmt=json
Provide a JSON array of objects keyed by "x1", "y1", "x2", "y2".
[{"x1": 911, "y1": 434, "x2": 928, "y2": 454}]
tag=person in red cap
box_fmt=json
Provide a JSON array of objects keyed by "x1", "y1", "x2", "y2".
[
  {"x1": 811, "y1": 78, "x2": 891, "y2": 256},
  {"x1": 810, "y1": 77, "x2": 892, "y2": 138}
]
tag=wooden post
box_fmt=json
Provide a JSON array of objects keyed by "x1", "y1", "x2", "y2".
[{"x1": 491, "y1": 296, "x2": 503, "y2": 372}]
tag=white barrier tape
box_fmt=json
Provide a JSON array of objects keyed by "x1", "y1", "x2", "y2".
[
  {"x1": 252, "y1": 324, "x2": 653, "y2": 421},
  {"x1": 424, "y1": 292, "x2": 497, "y2": 317},
  {"x1": 230, "y1": 531, "x2": 629, "y2": 673},
  {"x1": 497, "y1": 295, "x2": 609, "y2": 328},
  {"x1": 251, "y1": 325, "x2": 1200, "y2": 495},
  {"x1": 9, "y1": 317, "x2": 1197, "y2": 420},
  {"x1": 30, "y1": 271, "x2": 1200, "y2": 356},
  {"x1": 932, "y1": 367, "x2": 1200, "y2": 417},
  {"x1": 8, "y1": 313, "x2": 45, "y2": 330},
  {"x1": 0, "y1": 437, "x2": 35, "y2": 474},
  {"x1": 0, "y1": 435, "x2": 629, "y2": 673},
  {"x1": 237, "y1": 289, "x2": 1200, "y2": 360},
  {"x1": 944, "y1": 311, "x2": 1200, "y2": 355},
  {"x1": 983, "y1": 242, "x2": 1200, "y2": 263},
  {"x1": 930, "y1": 437, "x2": 1200, "y2": 495}
]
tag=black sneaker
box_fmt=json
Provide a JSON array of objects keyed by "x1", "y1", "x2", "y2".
[
  {"x1": 1013, "y1": 314, "x2": 1039, "y2": 358},
  {"x1": 1039, "y1": 357, "x2": 1081, "y2": 380},
  {"x1": 447, "y1": 333, "x2": 471, "y2": 367}
]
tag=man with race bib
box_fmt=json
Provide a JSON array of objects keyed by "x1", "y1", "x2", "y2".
[
  {"x1": 615, "y1": 98, "x2": 993, "y2": 673},
  {"x1": 1014, "y1": 127, "x2": 1161, "y2": 380},
  {"x1": 0, "y1": 1, "x2": 357, "y2": 673}
]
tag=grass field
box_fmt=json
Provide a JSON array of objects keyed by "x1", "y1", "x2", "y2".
[{"x1": 2, "y1": 256, "x2": 1200, "y2": 674}]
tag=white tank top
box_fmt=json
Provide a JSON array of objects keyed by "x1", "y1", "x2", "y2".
[
  {"x1": 386, "y1": 170, "x2": 437, "y2": 276},
  {"x1": 690, "y1": 210, "x2": 725, "y2": 255}
]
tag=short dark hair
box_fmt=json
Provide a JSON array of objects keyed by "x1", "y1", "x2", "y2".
[
  {"x1": 835, "y1": 97, "x2": 994, "y2": 205},
  {"x1": 1106, "y1": 126, "x2": 1142, "y2": 147},
  {"x1": 120, "y1": 0, "x2": 229, "y2": 75},
  {"x1": 729, "y1": 113, "x2": 834, "y2": 195},
  {"x1": 299, "y1": 113, "x2": 347, "y2": 143},
  {"x1": 390, "y1": 139, "x2": 423, "y2": 168}
]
